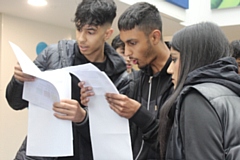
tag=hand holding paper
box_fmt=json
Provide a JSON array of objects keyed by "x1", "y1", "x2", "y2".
[
  {"x1": 53, "y1": 99, "x2": 87, "y2": 123},
  {"x1": 13, "y1": 62, "x2": 35, "y2": 83},
  {"x1": 9, "y1": 41, "x2": 42, "y2": 77}
]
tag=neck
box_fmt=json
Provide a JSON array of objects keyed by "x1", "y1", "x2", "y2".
[
  {"x1": 151, "y1": 42, "x2": 170, "y2": 74},
  {"x1": 85, "y1": 44, "x2": 106, "y2": 62},
  {"x1": 127, "y1": 68, "x2": 132, "y2": 73}
]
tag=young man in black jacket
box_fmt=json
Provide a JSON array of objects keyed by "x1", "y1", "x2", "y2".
[
  {"x1": 5, "y1": 0, "x2": 129, "y2": 159},
  {"x1": 81, "y1": 2, "x2": 173, "y2": 159}
]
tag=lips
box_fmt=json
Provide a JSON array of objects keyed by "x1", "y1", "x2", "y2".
[
  {"x1": 126, "y1": 63, "x2": 132, "y2": 69},
  {"x1": 131, "y1": 59, "x2": 138, "y2": 65},
  {"x1": 79, "y1": 45, "x2": 89, "y2": 52}
]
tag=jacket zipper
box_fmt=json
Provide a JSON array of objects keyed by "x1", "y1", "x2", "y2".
[{"x1": 135, "y1": 76, "x2": 153, "y2": 160}]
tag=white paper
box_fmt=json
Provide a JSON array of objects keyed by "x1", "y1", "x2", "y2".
[
  {"x1": 27, "y1": 103, "x2": 73, "y2": 157},
  {"x1": 66, "y1": 67, "x2": 133, "y2": 160},
  {"x1": 9, "y1": 41, "x2": 42, "y2": 77},
  {"x1": 9, "y1": 41, "x2": 73, "y2": 156},
  {"x1": 10, "y1": 41, "x2": 133, "y2": 159},
  {"x1": 88, "y1": 95, "x2": 133, "y2": 160}
]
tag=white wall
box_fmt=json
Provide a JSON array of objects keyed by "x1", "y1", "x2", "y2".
[
  {"x1": 183, "y1": 0, "x2": 240, "y2": 26},
  {"x1": 0, "y1": 13, "x2": 3, "y2": 159},
  {"x1": 119, "y1": 0, "x2": 240, "y2": 41},
  {"x1": 0, "y1": 14, "x2": 75, "y2": 159}
]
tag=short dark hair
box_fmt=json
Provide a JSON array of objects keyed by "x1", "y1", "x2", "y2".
[
  {"x1": 111, "y1": 34, "x2": 124, "y2": 50},
  {"x1": 230, "y1": 40, "x2": 240, "y2": 59},
  {"x1": 118, "y1": 2, "x2": 162, "y2": 38},
  {"x1": 74, "y1": 0, "x2": 116, "y2": 31}
]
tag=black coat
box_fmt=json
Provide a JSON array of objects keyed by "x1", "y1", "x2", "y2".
[
  {"x1": 129, "y1": 58, "x2": 173, "y2": 160},
  {"x1": 166, "y1": 57, "x2": 240, "y2": 160}
]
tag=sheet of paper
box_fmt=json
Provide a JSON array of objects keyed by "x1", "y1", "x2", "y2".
[
  {"x1": 67, "y1": 67, "x2": 133, "y2": 160},
  {"x1": 9, "y1": 41, "x2": 73, "y2": 156},
  {"x1": 27, "y1": 103, "x2": 73, "y2": 157},
  {"x1": 88, "y1": 95, "x2": 133, "y2": 160},
  {"x1": 9, "y1": 41, "x2": 42, "y2": 77}
]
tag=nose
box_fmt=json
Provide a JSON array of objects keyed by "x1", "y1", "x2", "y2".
[
  {"x1": 124, "y1": 45, "x2": 132, "y2": 57},
  {"x1": 124, "y1": 55, "x2": 130, "y2": 62},
  {"x1": 124, "y1": 53, "x2": 130, "y2": 61},
  {"x1": 76, "y1": 31, "x2": 86, "y2": 43},
  {"x1": 167, "y1": 61, "x2": 174, "y2": 74}
]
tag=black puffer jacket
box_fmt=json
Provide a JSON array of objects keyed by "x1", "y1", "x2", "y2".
[
  {"x1": 166, "y1": 57, "x2": 240, "y2": 160},
  {"x1": 5, "y1": 40, "x2": 130, "y2": 160},
  {"x1": 129, "y1": 57, "x2": 173, "y2": 160}
]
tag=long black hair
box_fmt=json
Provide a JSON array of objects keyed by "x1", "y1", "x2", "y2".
[{"x1": 159, "y1": 22, "x2": 230, "y2": 159}]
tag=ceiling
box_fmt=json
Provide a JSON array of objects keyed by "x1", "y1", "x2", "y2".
[{"x1": 0, "y1": 0, "x2": 239, "y2": 41}]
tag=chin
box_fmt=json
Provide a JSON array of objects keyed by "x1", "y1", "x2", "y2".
[{"x1": 138, "y1": 64, "x2": 147, "y2": 70}]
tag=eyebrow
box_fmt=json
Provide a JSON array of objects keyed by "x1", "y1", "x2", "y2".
[
  {"x1": 125, "y1": 39, "x2": 136, "y2": 43},
  {"x1": 170, "y1": 52, "x2": 178, "y2": 56},
  {"x1": 86, "y1": 27, "x2": 97, "y2": 31}
]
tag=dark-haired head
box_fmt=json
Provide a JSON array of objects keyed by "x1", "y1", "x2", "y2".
[
  {"x1": 118, "y1": 2, "x2": 163, "y2": 39},
  {"x1": 230, "y1": 39, "x2": 240, "y2": 59},
  {"x1": 172, "y1": 22, "x2": 229, "y2": 89},
  {"x1": 111, "y1": 34, "x2": 125, "y2": 50},
  {"x1": 229, "y1": 39, "x2": 240, "y2": 74},
  {"x1": 159, "y1": 22, "x2": 230, "y2": 159},
  {"x1": 74, "y1": 0, "x2": 116, "y2": 31}
]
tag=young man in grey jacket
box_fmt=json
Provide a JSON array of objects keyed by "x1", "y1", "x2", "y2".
[{"x1": 5, "y1": 0, "x2": 129, "y2": 159}]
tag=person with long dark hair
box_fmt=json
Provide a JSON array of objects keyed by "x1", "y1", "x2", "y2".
[{"x1": 159, "y1": 22, "x2": 240, "y2": 159}]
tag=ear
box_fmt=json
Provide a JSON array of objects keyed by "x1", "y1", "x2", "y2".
[
  {"x1": 104, "y1": 28, "x2": 114, "y2": 41},
  {"x1": 150, "y1": 29, "x2": 161, "y2": 45}
]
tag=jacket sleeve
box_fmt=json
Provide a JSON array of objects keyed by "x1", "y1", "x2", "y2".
[
  {"x1": 180, "y1": 89, "x2": 223, "y2": 160},
  {"x1": 115, "y1": 71, "x2": 131, "y2": 95},
  {"x1": 130, "y1": 105, "x2": 159, "y2": 151},
  {"x1": 5, "y1": 46, "x2": 53, "y2": 110},
  {"x1": 5, "y1": 77, "x2": 28, "y2": 110}
]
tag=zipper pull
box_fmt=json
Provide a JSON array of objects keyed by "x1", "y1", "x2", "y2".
[{"x1": 148, "y1": 76, "x2": 153, "y2": 83}]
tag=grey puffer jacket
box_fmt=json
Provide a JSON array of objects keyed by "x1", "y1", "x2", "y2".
[
  {"x1": 166, "y1": 57, "x2": 240, "y2": 160},
  {"x1": 6, "y1": 40, "x2": 130, "y2": 160}
]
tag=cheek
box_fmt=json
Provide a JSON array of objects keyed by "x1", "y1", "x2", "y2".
[
  {"x1": 174, "y1": 61, "x2": 180, "y2": 78},
  {"x1": 175, "y1": 63, "x2": 179, "y2": 73},
  {"x1": 135, "y1": 46, "x2": 148, "y2": 57}
]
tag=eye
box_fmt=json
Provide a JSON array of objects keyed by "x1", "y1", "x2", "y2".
[
  {"x1": 128, "y1": 41, "x2": 136, "y2": 46},
  {"x1": 172, "y1": 58, "x2": 178, "y2": 63},
  {"x1": 87, "y1": 27, "x2": 96, "y2": 35},
  {"x1": 88, "y1": 31, "x2": 95, "y2": 35}
]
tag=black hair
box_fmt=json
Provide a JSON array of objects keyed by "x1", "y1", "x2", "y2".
[
  {"x1": 74, "y1": 0, "x2": 116, "y2": 31},
  {"x1": 118, "y1": 2, "x2": 163, "y2": 39},
  {"x1": 230, "y1": 40, "x2": 240, "y2": 59},
  {"x1": 111, "y1": 34, "x2": 125, "y2": 50},
  {"x1": 159, "y1": 22, "x2": 230, "y2": 159}
]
